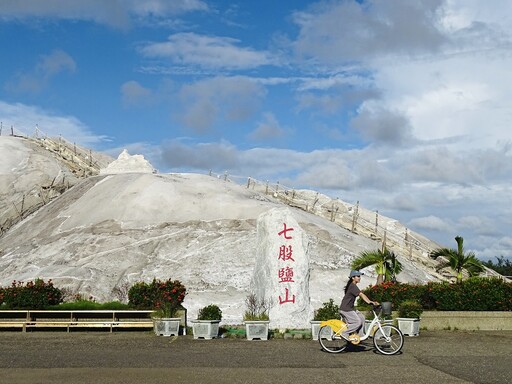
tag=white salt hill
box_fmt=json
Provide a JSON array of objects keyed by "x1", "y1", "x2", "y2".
[{"x1": 0, "y1": 136, "x2": 456, "y2": 328}]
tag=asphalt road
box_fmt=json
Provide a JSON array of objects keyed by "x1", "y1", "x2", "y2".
[{"x1": 0, "y1": 330, "x2": 510, "y2": 384}]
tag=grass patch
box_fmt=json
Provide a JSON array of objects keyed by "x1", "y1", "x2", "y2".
[{"x1": 47, "y1": 300, "x2": 130, "y2": 310}]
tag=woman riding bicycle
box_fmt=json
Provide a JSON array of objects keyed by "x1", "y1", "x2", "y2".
[{"x1": 339, "y1": 270, "x2": 379, "y2": 341}]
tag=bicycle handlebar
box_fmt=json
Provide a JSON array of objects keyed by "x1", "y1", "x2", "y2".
[{"x1": 372, "y1": 304, "x2": 382, "y2": 312}]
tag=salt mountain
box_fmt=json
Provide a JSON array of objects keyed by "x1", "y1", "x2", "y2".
[{"x1": 0, "y1": 135, "x2": 466, "y2": 328}]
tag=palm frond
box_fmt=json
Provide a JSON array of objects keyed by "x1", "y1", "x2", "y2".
[{"x1": 351, "y1": 252, "x2": 384, "y2": 270}]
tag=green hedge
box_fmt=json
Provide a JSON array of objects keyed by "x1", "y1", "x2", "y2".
[
  {"x1": 47, "y1": 300, "x2": 130, "y2": 310},
  {"x1": 361, "y1": 277, "x2": 512, "y2": 311}
]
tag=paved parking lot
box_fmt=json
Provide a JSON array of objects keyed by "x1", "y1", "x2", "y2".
[{"x1": 0, "y1": 330, "x2": 510, "y2": 383}]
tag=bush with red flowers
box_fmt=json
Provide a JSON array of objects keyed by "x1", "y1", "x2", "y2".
[
  {"x1": 1, "y1": 279, "x2": 63, "y2": 309},
  {"x1": 128, "y1": 278, "x2": 186, "y2": 317}
]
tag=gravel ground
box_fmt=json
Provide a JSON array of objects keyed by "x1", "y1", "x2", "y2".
[{"x1": 0, "y1": 330, "x2": 511, "y2": 384}]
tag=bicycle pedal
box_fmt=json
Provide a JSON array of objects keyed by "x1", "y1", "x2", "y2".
[{"x1": 348, "y1": 334, "x2": 361, "y2": 344}]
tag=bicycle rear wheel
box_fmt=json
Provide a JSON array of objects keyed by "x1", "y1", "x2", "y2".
[
  {"x1": 318, "y1": 325, "x2": 347, "y2": 353},
  {"x1": 373, "y1": 325, "x2": 404, "y2": 355}
]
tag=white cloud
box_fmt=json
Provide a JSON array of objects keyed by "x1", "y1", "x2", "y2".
[
  {"x1": 160, "y1": 139, "x2": 239, "y2": 170},
  {"x1": 127, "y1": 0, "x2": 208, "y2": 16},
  {"x1": 292, "y1": 0, "x2": 447, "y2": 64},
  {"x1": 373, "y1": 50, "x2": 512, "y2": 150},
  {"x1": 140, "y1": 33, "x2": 274, "y2": 70},
  {"x1": 176, "y1": 76, "x2": 266, "y2": 132},
  {"x1": 0, "y1": 0, "x2": 208, "y2": 28},
  {"x1": 38, "y1": 49, "x2": 76, "y2": 76},
  {"x1": 121, "y1": 81, "x2": 153, "y2": 107},
  {"x1": 290, "y1": 0, "x2": 512, "y2": 152},
  {"x1": 248, "y1": 112, "x2": 286, "y2": 141},
  {"x1": 0, "y1": 101, "x2": 107, "y2": 145},
  {"x1": 408, "y1": 215, "x2": 452, "y2": 232},
  {"x1": 0, "y1": 0, "x2": 131, "y2": 28},
  {"x1": 350, "y1": 104, "x2": 414, "y2": 147}
]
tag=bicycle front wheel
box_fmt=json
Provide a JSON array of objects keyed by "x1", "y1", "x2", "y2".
[
  {"x1": 318, "y1": 325, "x2": 347, "y2": 353},
  {"x1": 373, "y1": 325, "x2": 404, "y2": 355}
]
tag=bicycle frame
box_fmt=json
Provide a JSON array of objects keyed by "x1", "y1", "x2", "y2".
[
  {"x1": 358, "y1": 309, "x2": 385, "y2": 341},
  {"x1": 320, "y1": 308, "x2": 386, "y2": 342}
]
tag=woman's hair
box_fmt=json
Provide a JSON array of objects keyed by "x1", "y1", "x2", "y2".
[{"x1": 344, "y1": 277, "x2": 354, "y2": 293}]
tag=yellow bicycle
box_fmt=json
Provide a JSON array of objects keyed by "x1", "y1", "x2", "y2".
[{"x1": 318, "y1": 305, "x2": 404, "y2": 355}]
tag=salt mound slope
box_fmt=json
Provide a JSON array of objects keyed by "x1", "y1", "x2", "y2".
[{"x1": 0, "y1": 136, "x2": 80, "y2": 231}]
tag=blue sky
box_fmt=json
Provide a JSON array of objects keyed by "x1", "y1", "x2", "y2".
[{"x1": 1, "y1": 0, "x2": 511, "y2": 261}]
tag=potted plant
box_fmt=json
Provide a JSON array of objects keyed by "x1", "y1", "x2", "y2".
[
  {"x1": 243, "y1": 293, "x2": 270, "y2": 340},
  {"x1": 128, "y1": 278, "x2": 187, "y2": 337},
  {"x1": 397, "y1": 300, "x2": 423, "y2": 336},
  {"x1": 152, "y1": 306, "x2": 182, "y2": 336},
  {"x1": 311, "y1": 299, "x2": 339, "y2": 340},
  {"x1": 191, "y1": 304, "x2": 222, "y2": 340}
]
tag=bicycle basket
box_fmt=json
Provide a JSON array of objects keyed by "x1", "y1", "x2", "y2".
[{"x1": 381, "y1": 302, "x2": 392, "y2": 316}]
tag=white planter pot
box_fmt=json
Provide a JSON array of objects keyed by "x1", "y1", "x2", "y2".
[
  {"x1": 310, "y1": 321, "x2": 322, "y2": 340},
  {"x1": 191, "y1": 320, "x2": 221, "y2": 339},
  {"x1": 244, "y1": 321, "x2": 269, "y2": 340},
  {"x1": 153, "y1": 318, "x2": 180, "y2": 336},
  {"x1": 397, "y1": 318, "x2": 420, "y2": 336}
]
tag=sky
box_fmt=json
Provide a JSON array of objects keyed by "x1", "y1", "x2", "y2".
[{"x1": 1, "y1": 0, "x2": 511, "y2": 262}]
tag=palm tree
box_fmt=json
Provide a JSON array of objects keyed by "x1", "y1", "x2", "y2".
[
  {"x1": 351, "y1": 247, "x2": 403, "y2": 285},
  {"x1": 429, "y1": 236, "x2": 485, "y2": 284}
]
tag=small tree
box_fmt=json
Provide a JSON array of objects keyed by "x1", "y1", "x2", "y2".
[
  {"x1": 352, "y1": 247, "x2": 403, "y2": 285},
  {"x1": 430, "y1": 236, "x2": 485, "y2": 284}
]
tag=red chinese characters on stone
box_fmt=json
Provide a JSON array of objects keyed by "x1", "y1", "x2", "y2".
[
  {"x1": 278, "y1": 266, "x2": 295, "y2": 283},
  {"x1": 278, "y1": 287, "x2": 296, "y2": 305},
  {"x1": 278, "y1": 245, "x2": 294, "y2": 262},
  {"x1": 277, "y1": 222, "x2": 297, "y2": 305},
  {"x1": 278, "y1": 223, "x2": 294, "y2": 239}
]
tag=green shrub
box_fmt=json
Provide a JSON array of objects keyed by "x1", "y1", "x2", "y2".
[
  {"x1": 361, "y1": 277, "x2": 512, "y2": 311},
  {"x1": 1, "y1": 279, "x2": 63, "y2": 309},
  {"x1": 429, "y1": 277, "x2": 512, "y2": 311},
  {"x1": 398, "y1": 300, "x2": 423, "y2": 318},
  {"x1": 313, "y1": 298, "x2": 339, "y2": 321},
  {"x1": 128, "y1": 278, "x2": 186, "y2": 317},
  {"x1": 197, "y1": 304, "x2": 222, "y2": 320}
]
